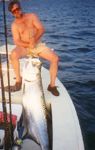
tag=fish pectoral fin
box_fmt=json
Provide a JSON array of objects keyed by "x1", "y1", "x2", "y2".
[{"x1": 27, "y1": 134, "x2": 40, "y2": 146}]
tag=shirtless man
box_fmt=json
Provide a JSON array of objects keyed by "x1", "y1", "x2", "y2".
[{"x1": 6, "y1": 0, "x2": 59, "y2": 96}]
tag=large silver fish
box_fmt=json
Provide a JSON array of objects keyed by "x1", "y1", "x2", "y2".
[{"x1": 22, "y1": 58, "x2": 49, "y2": 150}]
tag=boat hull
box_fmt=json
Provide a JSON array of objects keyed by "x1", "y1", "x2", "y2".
[{"x1": 0, "y1": 44, "x2": 84, "y2": 150}]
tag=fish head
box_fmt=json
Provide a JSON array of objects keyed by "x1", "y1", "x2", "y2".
[
  {"x1": 23, "y1": 58, "x2": 42, "y2": 82},
  {"x1": 32, "y1": 58, "x2": 42, "y2": 70}
]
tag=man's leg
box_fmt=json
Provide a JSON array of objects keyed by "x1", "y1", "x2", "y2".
[
  {"x1": 38, "y1": 48, "x2": 59, "y2": 96},
  {"x1": 10, "y1": 53, "x2": 21, "y2": 83},
  {"x1": 10, "y1": 46, "x2": 27, "y2": 82},
  {"x1": 5, "y1": 46, "x2": 28, "y2": 92}
]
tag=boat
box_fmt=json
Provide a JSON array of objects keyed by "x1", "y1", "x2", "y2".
[{"x1": 0, "y1": 44, "x2": 85, "y2": 150}]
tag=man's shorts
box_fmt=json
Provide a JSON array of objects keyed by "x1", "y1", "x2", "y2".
[{"x1": 27, "y1": 42, "x2": 48, "y2": 57}]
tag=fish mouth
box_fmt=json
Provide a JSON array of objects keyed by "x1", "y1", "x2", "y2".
[{"x1": 30, "y1": 58, "x2": 42, "y2": 67}]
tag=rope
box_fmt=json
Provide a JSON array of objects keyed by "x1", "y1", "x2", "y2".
[{"x1": 2, "y1": 0, "x2": 14, "y2": 148}]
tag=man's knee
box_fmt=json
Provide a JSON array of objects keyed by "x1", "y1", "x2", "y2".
[
  {"x1": 53, "y1": 54, "x2": 59, "y2": 63},
  {"x1": 56, "y1": 55, "x2": 59, "y2": 62},
  {"x1": 10, "y1": 50, "x2": 18, "y2": 60}
]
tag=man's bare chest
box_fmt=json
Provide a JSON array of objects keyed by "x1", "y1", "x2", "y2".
[{"x1": 17, "y1": 20, "x2": 34, "y2": 34}]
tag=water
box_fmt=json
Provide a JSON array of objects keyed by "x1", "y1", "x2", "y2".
[{"x1": 0, "y1": 0, "x2": 95, "y2": 149}]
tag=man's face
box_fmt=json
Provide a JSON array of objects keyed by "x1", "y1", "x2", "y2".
[{"x1": 11, "y1": 4, "x2": 22, "y2": 18}]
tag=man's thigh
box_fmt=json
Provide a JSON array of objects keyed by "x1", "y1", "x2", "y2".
[
  {"x1": 38, "y1": 48, "x2": 57, "y2": 62},
  {"x1": 12, "y1": 46, "x2": 28, "y2": 59}
]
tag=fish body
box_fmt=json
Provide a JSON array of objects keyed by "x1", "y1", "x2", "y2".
[{"x1": 22, "y1": 58, "x2": 49, "y2": 150}]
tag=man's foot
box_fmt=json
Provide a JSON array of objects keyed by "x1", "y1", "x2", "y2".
[
  {"x1": 47, "y1": 85, "x2": 59, "y2": 96},
  {"x1": 4, "y1": 81, "x2": 22, "y2": 92}
]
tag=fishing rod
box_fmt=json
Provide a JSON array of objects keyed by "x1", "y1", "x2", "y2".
[
  {"x1": 2, "y1": 0, "x2": 14, "y2": 148},
  {"x1": 0, "y1": 54, "x2": 12, "y2": 149}
]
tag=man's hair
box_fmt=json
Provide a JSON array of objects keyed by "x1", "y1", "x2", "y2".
[{"x1": 8, "y1": 0, "x2": 21, "y2": 12}]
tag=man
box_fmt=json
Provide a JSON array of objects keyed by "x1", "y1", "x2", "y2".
[{"x1": 6, "y1": 0, "x2": 59, "y2": 96}]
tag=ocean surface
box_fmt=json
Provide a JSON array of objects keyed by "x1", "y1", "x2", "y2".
[{"x1": 0, "y1": 0, "x2": 95, "y2": 149}]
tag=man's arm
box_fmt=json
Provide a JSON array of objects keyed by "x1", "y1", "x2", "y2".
[
  {"x1": 11, "y1": 23, "x2": 29, "y2": 48},
  {"x1": 32, "y1": 13, "x2": 45, "y2": 42}
]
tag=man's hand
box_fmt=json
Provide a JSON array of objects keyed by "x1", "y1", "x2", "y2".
[{"x1": 29, "y1": 37, "x2": 36, "y2": 49}]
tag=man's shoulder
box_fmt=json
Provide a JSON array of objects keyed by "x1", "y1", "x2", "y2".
[
  {"x1": 11, "y1": 21, "x2": 16, "y2": 27},
  {"x1": 25, "y1": 13, "x2": 38, "y2": 19},
  {"x1": 11, "y1": 20, "x2": 17, "y2": 27},
  {"x1": 11, "y1": 20, "x2": 20, "y2": 30}
]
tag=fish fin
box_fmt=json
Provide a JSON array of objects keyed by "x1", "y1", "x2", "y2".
[{"x1": 24, "y1": 133, "x2": 40, "y2": 146}]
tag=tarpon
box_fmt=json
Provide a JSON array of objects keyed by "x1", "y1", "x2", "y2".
[{"x1": 22, "y1": 58, "x2": 49, "y2": 150}]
